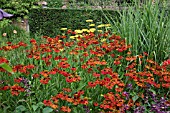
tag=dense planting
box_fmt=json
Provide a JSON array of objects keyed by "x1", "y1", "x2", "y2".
[{"x1": 0, "y1": 21, "x2": 170, "y2": 113}]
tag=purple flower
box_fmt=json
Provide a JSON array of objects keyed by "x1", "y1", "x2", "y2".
[
  {"x1": 83, "y1": 105, "x2": 90, "y2": 113},
  {"x1": 21, "y1": 77, "x2": 31, "y2": 96},
  {"x1": 126, "y1": 83, "x2": 133, "y2": 89},
  {"x1": 134, "y1": 106, "x2": 145, "y2": 113},
  {"x1": 120, "y1": 104, "x2": 130, "y2": 112},
  {"x1": 151, "y1": 100, "x2": 169, "y2": 113},
  {"x1": 55, "y1": 109, "x2": 59, "y2": 112},
  {"x1": 123, "y1": 91, "x2": 129, "y2": 100},
  {"x1": 0, "y1": 9, "x2": 13, "y2": 20}
]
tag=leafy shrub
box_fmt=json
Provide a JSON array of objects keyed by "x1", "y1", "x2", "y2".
[
  {"x1": 29, "y1": 8, "x2": 118, "y2": 37},
  {"x1": 46, "y1": 0, "x2": 63, "y2": 8},
  {"x1": 0, "y1": 0, "x2": 40, "y2": 19}
]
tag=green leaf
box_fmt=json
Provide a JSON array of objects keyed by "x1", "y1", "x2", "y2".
[
  {"x1": 32, "y1": 105, "x2": 38, "y2": 111},
  {"x1": 149, "y1": 89, "x2": 156, "y2": 95},
  {"x1": 15, "y1": 105, "x2": 26, "y2": 112},
  {"x1": 43, "y1": 107, "x2": 53, "y2": 113},
  {"x1": 76, "y1": 82, "x2": 86, "y2": 92},
  {"x1": 0, "y1": 63, "x2": 14, "y2": 74},
  {"x1": 14, "y1": 109, "x2": 22, "y2": 113},
  {"x1": 132, "y1": 95, "x2": 139, "y2": 102},
  {"x1": 37, "y1": 102, "x2": 44, "y2": 108}
]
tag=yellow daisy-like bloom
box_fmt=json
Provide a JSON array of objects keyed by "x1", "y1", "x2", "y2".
[
  {"x1": 89, "y1": 24, "x2": 95, "y2": 27},
  {"x1": 86, "y1": 19, "x2": 93, "y2": 22},
  {"x1": 70, "y1": 36, "x2": 75, "y2": 39},
  {"x1": 79, "y1": 35, "x2": 83, "y2": 38},
  {"x1": 74, "y1": 35, "x2": 79, "y2": 38},
  {"x1": 86, "y1": 30, "x2": 90, "y2": 33},
  {"x1": 75, "y1": 30, "x2": 83, "y2": 34},
  {"x1": 89, "y1": 28, "x2": 96, "y2": 32},
  {"x1": 59, "y1": 48, "x2": 64, "y2": 51},
  {"x1": 60, "y1": 28, "x2": 67, "y2": 31},
  {"x1": 82, "y1": 29, "x2": 88, "y2": 32},
  {"x1": 85, "y1": 97, "x2": 91, "y2": 100},
  {"x1": 104, "y1": 24, "x2": 111, "y2": 27},
  {"x1": 97, "y1": 24, "x2": 105, "y2": 28},
  {"x1": 76, "y1": 38, "x2": 81, "y2": 41},
  {"x1": 75, "y1": 35, "x2": 83, "y2": 38},
  {"x1": 58, "y1": 40, "x2": 62, "y2": 42},
  {"x1": 100, "y1": 94, "x2": 104, "y2": 97},
  {"x1": 101, "y1": 38, "x2": 106, "y2": 42},
  {"x1": 97, "y1": 30, "x2": 103, "y2": 33}
]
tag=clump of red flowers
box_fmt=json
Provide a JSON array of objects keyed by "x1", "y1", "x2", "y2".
[{"x1": 162, "y1": 59, "x2": 170, "y2": 71}]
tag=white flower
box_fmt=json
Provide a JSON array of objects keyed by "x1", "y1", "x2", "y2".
[
  {"x1": 2, "y1": 33, "x2": 7, "y2": 37},
  {"x1": 13, "y1": 30, "x2": 17, "y2": 34}
]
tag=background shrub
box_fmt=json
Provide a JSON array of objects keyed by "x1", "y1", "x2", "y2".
[
  {"x1": 0, "y1": 0, "x2": 40, "y2": 19},
  {"x1": 29, "y1": 8, "x2": 118, "y2": 37},
  {"x1": 46, "y1": 0, "x2": 63, "y2": 8}
]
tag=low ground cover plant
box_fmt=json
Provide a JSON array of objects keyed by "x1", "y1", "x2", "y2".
[{"x1": 0, "y1": 20, "x2": 170, "y2": 113}]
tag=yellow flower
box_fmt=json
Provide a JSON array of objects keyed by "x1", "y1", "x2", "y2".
[
  {"x1": 75, "y1": 30, "x2": 83, "y2": 34},
  {"x1": 76, "y1": 38, "x2": 81, "y2": 41},
  {"x1": 82, "y1": 29, "x2": 88, "y2": 32},
  {"x1": 59, "y1": 48, "x2": 64, "y2": 51},
  {"x1": 89, "y1": 28, "x2": 96, "y2": 32},
  {"x1": 84, "y1": 97, "x2": 91, "y2": 100},
  {"x1": 86, "y1": 30, "x2": 90, "y2": 33},
  {"x1": 101, "y1": 38, "x2": 106, "y2": 42},
  {"x1": 75, "y1": 35, "x2": 83, "y2": 38},
  {"x1": 79, "y1": 35, "x2": 83, "y2": 38},
  {"x1": 60, "y1": 28, "x2": 67, "y2": 30},
  {"x1": 97, "y1": 24, "x2": 105, "y2": 28},
  {"x1": 104, "y1": 24, "x2": 111, "y2": 27},
  {"x1": 70, "y1": 36, "x2": 75, "y2": 39},
  {"x1": 86, "y1": 19, "x2": 93, "y2": 22},
  {"x1": 97, "y1": 30, "x2": 103, "y2": 33},
  {"x1": 89, "y1": 24, "x2": 95, "y2": 27},
  {"x1": 74, "y1": 35, "x2": 79, "y2": 38},
  {"x1": 58, "y1": 40, "x2": 62, "y2": 42}
]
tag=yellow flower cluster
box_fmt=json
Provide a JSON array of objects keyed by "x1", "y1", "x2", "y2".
[{"x1": 60, "y1": 20, "x2": 112, "y2": 40}]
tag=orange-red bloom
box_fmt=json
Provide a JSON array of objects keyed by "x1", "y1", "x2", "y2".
[{"x1": 60, "y1": 106, "x2": 71, "y2": 112}]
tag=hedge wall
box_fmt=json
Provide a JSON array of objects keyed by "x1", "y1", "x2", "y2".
[{"x1": 28, "y1": 8, "x2": 119, "y2": 37}]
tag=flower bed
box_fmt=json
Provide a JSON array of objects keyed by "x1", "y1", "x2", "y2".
[{"x1": 0, "y1": 20, "x2": 170, "y2": 113}]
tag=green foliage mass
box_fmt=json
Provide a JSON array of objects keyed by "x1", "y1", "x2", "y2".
[
  {"x1": 0, "y1": 0, "x2": 40, "y2": 19},
  {"x1": 46, "y1": 0, "x2": 63, "y2": 8}
]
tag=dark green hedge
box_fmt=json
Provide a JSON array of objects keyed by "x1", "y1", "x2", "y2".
[{"x1": 28, "y1": 8, "x2": 119, "y2": 37}]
